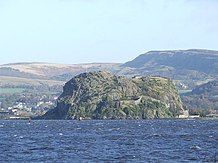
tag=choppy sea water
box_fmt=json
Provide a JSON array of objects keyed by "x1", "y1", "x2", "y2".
[{"x1": 0, "y1": 119, "x2": 217, "y2": 163}]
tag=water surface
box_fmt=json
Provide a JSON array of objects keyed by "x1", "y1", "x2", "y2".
[{"x1": 0, "y1": 119, "x2": 217, "y2": 162}]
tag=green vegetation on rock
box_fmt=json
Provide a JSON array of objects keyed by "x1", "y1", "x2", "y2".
[{"x1": 42, "y1": 71, "x2": 184, "y2": 119}]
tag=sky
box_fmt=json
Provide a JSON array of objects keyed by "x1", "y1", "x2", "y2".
[{"x1": 0, "y1": 0, "x2": 218, "y2": 64}]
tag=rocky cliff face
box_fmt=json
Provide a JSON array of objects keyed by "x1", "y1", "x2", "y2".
[{"x1": 42, "y1": 71, "x2": 184, "y2": 119}]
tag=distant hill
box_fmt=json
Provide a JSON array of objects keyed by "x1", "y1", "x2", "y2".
[
  {"x1": 123, "y1": 49, "x2": 218, "y2": 72},
  {"x1": 0, "y1": 62, "x2": 120, "y2": 86},
  {"x1": 0, "y1": 62, "x2": 119, "y2": 79},
  {"x1": 1, "y1": 49, "x2": 218, "y2": 90},
  {"x1": 121, "y1": 49, "x2": 218, "y2": 89},
  {"x1": 181, "y1": 80, "x2": 218, "y2": 111},
  {"x1": 191, "y1": 80, "x2": 218, "y2": 95},
  {"x1": 41, "y1": 71, "x2": 184, "y2": 120}
]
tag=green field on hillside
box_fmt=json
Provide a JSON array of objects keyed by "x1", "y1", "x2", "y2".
[
  {"x1": 0, "y1": 88, "x2": 26, "y2": 94},
  {"x1": 178, "y1": 90, "x2": 192, "y2": 94}
]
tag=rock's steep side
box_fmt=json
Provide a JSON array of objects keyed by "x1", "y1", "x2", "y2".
[{"x1": 42, "y1": 71, "x2": 184, "y2": 119}]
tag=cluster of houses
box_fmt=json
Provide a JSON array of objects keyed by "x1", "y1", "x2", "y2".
[
  {"x1": 178, "y1": 109, "x2": 218, "y2": 119},
  {"x1": 0, "y1": 96, "x2": 58, "y2": 119}
]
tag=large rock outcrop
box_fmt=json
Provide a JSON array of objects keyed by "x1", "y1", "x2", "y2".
[{"x1": 42, "y1": 71, "x2": 184, "y2": 119}]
